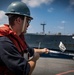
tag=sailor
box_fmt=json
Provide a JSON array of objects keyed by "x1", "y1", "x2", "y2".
[{"x1": 0, "y1": 1, "x2": 49, "y2": 75}]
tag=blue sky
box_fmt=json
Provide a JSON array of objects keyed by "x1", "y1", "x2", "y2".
[{"x1": 0, "y1": 0, "x2": 74, "y2": 35}]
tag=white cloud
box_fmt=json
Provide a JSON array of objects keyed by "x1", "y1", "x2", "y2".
[
  {"x1": 58, "y1": 26, "x2": 64, "y2": 29},
  {"x1": 21, "y1": 0, "x2": 54, "y2": 7},
  {"x1": 67, "y1": 0, "x2": 74, "y2": 11},
  {"x1": 0, "y1": 10, "x2": 8, "y2": 24},
  {"x1": 48, "y1": 7, "x2": 54, "y2": 12},
  {"x1": 61, "y1": 21, "x2": 66, "y2": 24},
  {"x1": 0, "y1": 11, "x2": 5, "y2": 20},
  {"x1": 70, "y1": 0, "x2": 74, "y2": 5},
  {"x1": 58, "y1": 20, "x2": 66, "y2": 30}
]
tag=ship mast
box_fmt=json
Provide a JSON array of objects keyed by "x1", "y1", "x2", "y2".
[{"x1": 41, "y1": 23, "x2": 46, "y2": 34}]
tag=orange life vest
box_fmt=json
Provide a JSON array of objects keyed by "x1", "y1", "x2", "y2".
[
  {"x1": 0, "y1": 24, "x2": 27, "y2": 75},
  {"x1": 0, "y1": 24, "x2": 27, "y2": 53}
]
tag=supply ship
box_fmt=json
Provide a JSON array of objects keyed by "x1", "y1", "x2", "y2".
[
  {"x1": 25, "y1": 33, "x2": 74, "y2": 53},
  {"x1": 24, "y1": 23, "x2": 74, "y2": 59}
]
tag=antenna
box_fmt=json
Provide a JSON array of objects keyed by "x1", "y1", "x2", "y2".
[
  {"x1": 41, "y1": 23, "x2": 46, "y2": 34},
  {"x1": 38, "y1": 42, "x2": 41, "y2": 49}
]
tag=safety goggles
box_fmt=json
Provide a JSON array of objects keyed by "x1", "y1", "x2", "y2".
[{"x1": 26, "y1": 18, "x2": 31, "y2": 24}]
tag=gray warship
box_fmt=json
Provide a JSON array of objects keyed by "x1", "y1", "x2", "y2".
[
  {"x1": 25, "y1": 23, "x2": 74, "y2": 59},
  {"x1": 25, "y1": 33, "x2": 74, "y2": 53}
]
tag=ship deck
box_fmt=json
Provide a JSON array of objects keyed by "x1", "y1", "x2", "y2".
[{"x1": 32, "y1": 57, "x2": 74, "y2": 75}]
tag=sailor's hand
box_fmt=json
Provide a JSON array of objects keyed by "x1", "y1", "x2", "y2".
[{"x1": 41, "y1": 48, "x2": 49, "y2": 54}]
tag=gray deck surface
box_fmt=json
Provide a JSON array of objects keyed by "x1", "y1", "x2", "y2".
[{"x1": 32, "y1": 57, "x2": 74, "y2": 75}]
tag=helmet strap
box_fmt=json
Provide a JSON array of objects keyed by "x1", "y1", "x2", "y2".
[{"x1": 22, "y1": 16, "x2": 27, "y2": 32}]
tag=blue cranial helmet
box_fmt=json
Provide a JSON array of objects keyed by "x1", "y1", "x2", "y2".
[{"x1": 5, "y1": 1, "x2": 33, "y2": 19}]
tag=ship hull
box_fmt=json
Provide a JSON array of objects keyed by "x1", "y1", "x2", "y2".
[{"x1": 25, "y1": 33, "x2": 74, "y2": 53}]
